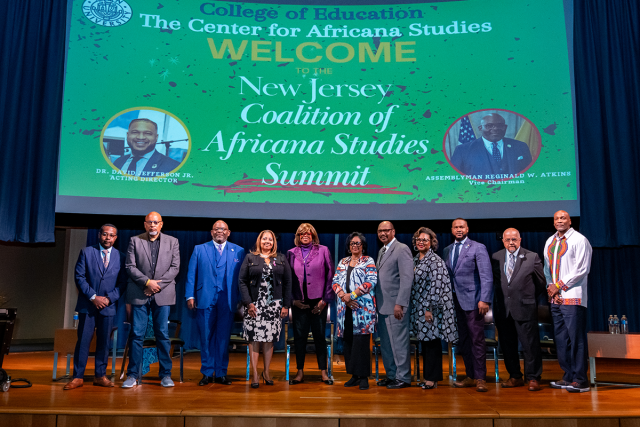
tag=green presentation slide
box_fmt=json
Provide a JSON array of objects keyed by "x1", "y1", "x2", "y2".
[{"x1": 56, "y1": 0, "x2": 579, "y2": 219}]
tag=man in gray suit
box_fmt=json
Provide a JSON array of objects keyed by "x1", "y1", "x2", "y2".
[
  {"x1": 375, "y1": 221, "x2": 415, "y2": 389},
  {"x1": 122, "y1": 211, "x2": 180, "y2": 388}
]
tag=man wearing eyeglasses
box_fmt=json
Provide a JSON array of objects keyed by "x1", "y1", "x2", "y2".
[
  {"x1": 375, "y1": 221, "x2": 415, "y2": 389},
  {"x1": 185, "y1": 220, "x2": 244, "y2": 386},
  {"x1": 122, "y1": 211, "x2": 180, "y2": 388},
  {"x1": 450, "y1": 113, "x2": 532, "y2": 177},
  {"x1": 491, "y1": 228, "x2": 546, "y2": 391}
]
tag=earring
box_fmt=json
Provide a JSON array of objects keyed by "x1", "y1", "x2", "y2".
[{"x1": 413, "y1": 246, "x2": 418, "y2": 251}]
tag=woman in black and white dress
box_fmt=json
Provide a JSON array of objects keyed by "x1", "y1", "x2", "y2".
[
  {"x1": 410, "y1": 227, "x2": 458, "y2": 389},
  {"x1": 238, "y1": 230, "x2": 292, "y2": 388}
]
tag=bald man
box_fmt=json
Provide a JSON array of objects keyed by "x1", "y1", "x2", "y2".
[
  {"x1": 185, "y1": 221, "x2": 244, "y2": 386},
  {"x1": 544, "y1": 211, "x2": 592, "y2": 393},
  {"x1": 450, "y1": 113, "x2": 532, "y2": 177},
  {"x1": 375, "y1": 221, "x2": 415, "y2": 389},
  {"x1": 122, "y1": 212, "x2": 180, "y2": 388},
  {"x1": 491, "y1": 228, "x2": 546, "y2": 391}
]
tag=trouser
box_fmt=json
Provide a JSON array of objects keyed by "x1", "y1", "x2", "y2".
[
  {"x1": 454, "y1": 294, "x2": 487, "y2": 380},
  {"x1": 377, "y1": 310, "x2": 411, "y2": 383},
  {"x1": 343, "y1": 308, "x2": 370, "y2": 378},
  {"x1": 421, "y1": 338, "x2": 443, "y2": 382},
  {"x1": 197, "y1": 288, "x2": 234, "y2": 377},
  {"x1": 72, "y1": 311, "x2": 113, "y2": 379},
  {"x1": 495, "y1": 313, "x2": 543, "y2": 381},
  {"x1": 127, "y1": 298, "x2": 172, "y2": 379},
  {"x1": 551, "y1": 304, "x2": 588, "y2": 385},
  {"x1": 292, "y1": 298, "x2": 328, "y2": 370}
]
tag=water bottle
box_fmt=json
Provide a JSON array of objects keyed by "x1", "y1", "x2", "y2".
[
  {"x1": 613, "y1": 315, "x2": 620, "y2": 334},
  {"x1": 608, "y1": 315, "x2": 614, "y2": 333},
  {"x1": 73, "y1": 312, "x2": 79, "y2": 329},
  {"x1": 621, "y1": 315, "x2": 629, "y2": 334}
]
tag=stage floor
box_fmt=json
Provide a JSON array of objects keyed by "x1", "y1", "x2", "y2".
[{"x1": 2, "y1": 351, "x2": 640, "y2": 427}]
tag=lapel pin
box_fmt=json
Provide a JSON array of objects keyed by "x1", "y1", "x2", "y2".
[
  {"x1": 507, "y1": 144, "x2": 512, "y2": 148},
  {"x1": 519, "y1": 254, "x2": 525, "y2": 258},
  {"x1": 152, "y1": 164, "x2": 158, "y2": 168}
]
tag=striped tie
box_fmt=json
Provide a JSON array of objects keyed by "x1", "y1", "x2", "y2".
[
  {"x1": 103, "y1": 249, "x2": 109, "y2": 268},
  {"x1": 506, "y1": 253, "x2": 515, "y2": 282}
]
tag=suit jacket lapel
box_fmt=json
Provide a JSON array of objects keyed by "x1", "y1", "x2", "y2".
[
  {"x1": 454, "y1": 241, "x2": 472, "y2": 273},
  {"x1": 143, "y1": 150, "x2": 162, "y2": 172},
  {"x1": 94, "y1": 245, "x2": 105, "y2": 275},
  {"x1": 205, "y1": 241, "x2": 216, "y2": 277},
  {"x1": 140, "y1": 234, "x2": 152, "y2": 265},
  {"x1": 378, "y1": 242, "x2": 396, "y2": 269},
  {"x1": 510, "y1": 250, "x2": 524, "y2": 283}
]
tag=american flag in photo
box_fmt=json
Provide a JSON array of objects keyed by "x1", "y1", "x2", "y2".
[{"x1": 457, "y1": 115, "x2": 476, "y2": 144}]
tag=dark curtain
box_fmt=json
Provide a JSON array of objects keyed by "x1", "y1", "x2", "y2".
[
  {"x1": 0, "y1": 0, "x2": 66, "y2": 242},
  {"x1": 574, "y1": 0, "x2": 640, "y2": 247}
]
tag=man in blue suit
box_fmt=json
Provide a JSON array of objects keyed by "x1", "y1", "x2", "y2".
[
  {"x1": 113, "y1": 118, "x2": 181, "y2": 177},
  {"x1": 64, "y1": 224, "x2": 127, "y2": 390},
  {"x1": 443, "y1": 218, "x2": 493, "y2": 392},
  {"x1": 185, "y1": 220, "x2": 244, "y2": 386},
  {"x1": 450, "y1": 113, "x2": 532, "y2": 177}
]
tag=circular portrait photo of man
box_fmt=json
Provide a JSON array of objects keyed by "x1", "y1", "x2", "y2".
[
  {"x1": 101, "y1": 108, "x2": 190, "y2": 177},
  {"x1": 443, "y1": 109, "x2": 541, "y2": 179}
]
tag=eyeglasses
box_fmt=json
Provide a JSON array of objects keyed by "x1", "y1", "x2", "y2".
[
  {"x1": 503, "y1": 238, "x2": 520, "y2": 243},
  {"x1": 99, "y1": 232, "x2": 117, "y2": 238},
  {"x1": 481, "y1": 124, "x2": 507, "y2": 130},
  {"x1": 212, "y1": 227, "x2": 228, "y2": 232},
  {"x1": 415, "y1": 238, "x2": 430, "y2": 244},
  {"x1": 377, "y1": 229, "x2": 393, "y2": 234},
  {"x1": 145, "y1": 220, "x2": 162, "y2": 225},
  {"x1": 349, "y1": 242, "x2": 362, "y2": 247},
  {"x1": 298, "y1": 232, "x2": 312, "y2": 237}
]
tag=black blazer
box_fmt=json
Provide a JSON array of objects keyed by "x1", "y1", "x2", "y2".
[
  {"x1": 238, "y1": 253, "x2": 292, "y2": 308},
  {"x1": 491, "y1": 247, "x2": 546, "y2": 322}
]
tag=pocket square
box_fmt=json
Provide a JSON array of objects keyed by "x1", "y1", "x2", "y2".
[{"x1": 517, "y1": 156, "x2": 523, "y2": 160}]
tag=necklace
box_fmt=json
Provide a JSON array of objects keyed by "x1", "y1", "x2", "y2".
[{"x1": 260, "y1": 253, "x2": 270, "y2": 258}]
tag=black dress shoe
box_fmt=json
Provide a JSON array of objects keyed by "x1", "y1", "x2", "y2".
[
  {"x1": 214, "y1": 376, "x2": 232, "y2": 385},
  {"x1": 289, "y1": 378, "x2": 304, "y2": 385},
  {"x1": 376, "y1": 378, "x2": 394, "y2": 386},
  {"x1": 359, "y1": 377, "x2": 369, "y2": 390},
  {"x1": 387, "y1": 379, "x2": 411, "y2": 389},
  {"x1": 344, "y1": 375, "x2": 359, "y2": 387},
  {"x1": 198, "y1": 375, "x2": 213, "y2": 386}
]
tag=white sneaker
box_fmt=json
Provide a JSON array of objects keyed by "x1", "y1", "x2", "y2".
[
  {"x1": 161, "y1": 376, "x2": 175, "y2": 388},
  {"x1": 121, "y1": 376, "x2": 138, "y2": 388}
]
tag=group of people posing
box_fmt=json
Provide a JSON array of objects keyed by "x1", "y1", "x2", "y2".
[{"x1": 64, "y1": 210, "x2": 593, "y2": 394}]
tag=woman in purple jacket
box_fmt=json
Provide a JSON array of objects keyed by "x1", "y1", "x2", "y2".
[{"x1": 286, "y1": 223, "x2": 335, "y2": 385}]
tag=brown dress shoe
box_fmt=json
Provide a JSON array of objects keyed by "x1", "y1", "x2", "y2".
[
  {"x1": 476, "y1": 379, "x2": 488, "y2": 392},
  {"x1": 501, "y1": 377, "x2": 525, "y2": 388},
  {"x1": 528, "y1": 379, "x2": 541, "y2": 391},
  {"x1": 93, "y1": 376, "x2": 115, "y2": 387},
  {"x1": 63, "y1": 378, "x2": 83, "y2": 390},
  {"x1": 453, "y1": 377, "x2": 476, "y2": 388}
]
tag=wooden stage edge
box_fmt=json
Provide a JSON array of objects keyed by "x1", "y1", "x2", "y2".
[{"x1": 2, "y1": 352, "x2": 640, "y2": 427}]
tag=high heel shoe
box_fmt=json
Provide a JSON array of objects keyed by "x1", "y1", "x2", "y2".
[
  {"x1": 262, "y1": 372, "x2": 274, "y2": 386},
  {"x1": 251, "y1": 382, "x2": 259, "y2": 389},
  {"x1": 420, "y1": 381, "x2": 437, "y2": 390}
]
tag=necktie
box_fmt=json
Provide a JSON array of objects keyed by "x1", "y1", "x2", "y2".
[
  {"x1": 127, "y1": 156, "x2": 142, "y2": 175},
  {"x1": 492, "y1": 142, "x2": 502, "y2": 163},
  {"x1": 102, "y1": 249, "x2": 109, "y2": 268},
  {"x1": 217, "y1": 244, "x2": 223, "y2": 255},
  {"x1": 507, "y1": 253, "x2": 515, "y2": 282},
  {"x1": 378, "y1": 246, "x2": 387, "y2": 265},
  {"x1": 452, "y1": 242, "x2": 462, "y2": 268}
]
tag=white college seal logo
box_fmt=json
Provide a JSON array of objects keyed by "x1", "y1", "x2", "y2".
[{"x1": 82, "y1": 0, "x2": 132, "y2": 27}]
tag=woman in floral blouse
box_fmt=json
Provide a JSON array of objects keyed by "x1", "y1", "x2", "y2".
[{"x1": 332, "y1": 232, "x2": 377, "y2": 390}]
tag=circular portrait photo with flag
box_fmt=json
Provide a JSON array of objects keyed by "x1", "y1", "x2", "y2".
[{"x1": 443, "y1": 109, "x2": 541, "y2": 180}]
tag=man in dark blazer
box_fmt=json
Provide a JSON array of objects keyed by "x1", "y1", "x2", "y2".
[
  {"x1": 443, "y1": 218, "x2": 493, "y2": 392},
  {"x1": 450, "y1": 113, "x2": 532, "y2": 176},
  {"x1": 185, "y1": 220, "x2": 244, "y2": 386},
  {"x1": 122, "y1": 211, "x2": 180, "y2": 388},
  {"x1": 375, "y1": 221, "x2": 415, "y2": 389},
  {"x1": 113, "y1": 118, "x2": 180, "y2": 176},
  {"x1": 64, "y1": 224, "x2": 127, "y2": 390},
  {"x1": 492, "y1": 228, "x2": 546, "y2": 391}
]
